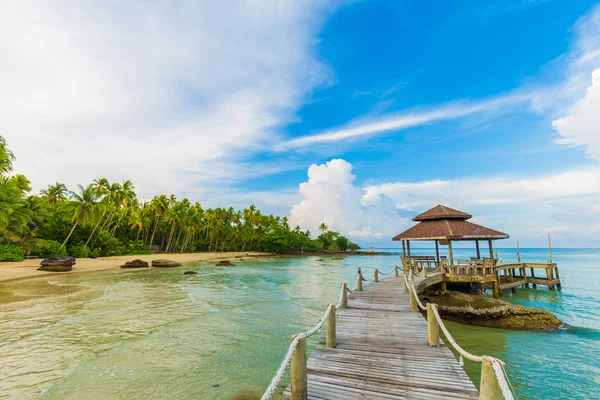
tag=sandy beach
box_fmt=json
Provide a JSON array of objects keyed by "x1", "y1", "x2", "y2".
[{"x1": 0, "y1": 252, "x2": 267, "y2": 283}]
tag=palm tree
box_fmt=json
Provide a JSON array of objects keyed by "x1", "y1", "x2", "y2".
[
  {"x1": 40, "y1": 183, "x2": 68, "y2": 205},
  {"x1": 319, "y1": 222, "x2": 328, "y2": 235},
  {"x1": 148, "y1": 194, "x2": 169, "y2": 249},
  {"x1": 0, "y1": 136, "x2": 15, "y2": 175},
  {"x1": 59, "y1": 184, "x2": 97, "y2": 251}
]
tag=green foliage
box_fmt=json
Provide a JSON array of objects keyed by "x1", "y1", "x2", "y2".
[
  {"x1": 0, "y1": 244, "x2": 24, "y2": 262},
  {"x1": 68, "y1": 244, "x2": 90, "y2": 258},
  {"x1": 0, "y1": 136, "x2": 361, "y2": 259},
  {"x1": 25, "y1": 240, "x2": 67, "y2": 258}
]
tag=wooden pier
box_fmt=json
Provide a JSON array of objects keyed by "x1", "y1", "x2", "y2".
[{"x1": 283, "y1": 276, "x2": 479, "y2": 399}]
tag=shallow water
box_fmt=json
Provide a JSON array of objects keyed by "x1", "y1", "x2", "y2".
[{"x1": 0, "y1": 249, "x2": 598, "y2": 399}]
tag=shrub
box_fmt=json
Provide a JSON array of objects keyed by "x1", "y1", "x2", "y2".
[
  {"x1": 90, "y1": 248, "x2": 101, "y2": 258},
  {"x1": 24, "y1": 240, "x2": 66, "y2": 258},
  {"x1": 69, "y1": 244, "x2": 90, "y2": 258},
  {"x1": 0, "y1": 244, "x2": 25, "y2": 262}
]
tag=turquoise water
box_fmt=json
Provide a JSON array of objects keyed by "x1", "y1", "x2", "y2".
[{"x1": 0, "y1": 249, "x2": 598, "y2": 399}]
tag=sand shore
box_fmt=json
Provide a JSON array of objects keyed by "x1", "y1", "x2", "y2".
[{"x1": 0, "y1": 252, "x2": 267, "y2": 283}]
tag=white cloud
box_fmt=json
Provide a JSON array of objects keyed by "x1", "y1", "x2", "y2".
[
  {"x1": 0, "y1": 1, "x2": 335, "y2": 198},
  {"x1": 364, "y1": 169, "x2": 600, "y2": 246},
  {"x1": 552, "y1": 68, "x2": 600, "y2": 160},
  {"x1": 289, "y1": 159, "x2": 406, "y2": 240},
  {"x1": 279, "y1": 93, "x2": 532, "y2": 150}
]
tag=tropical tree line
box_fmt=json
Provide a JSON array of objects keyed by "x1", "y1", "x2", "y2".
[{"x1": 0, "y1": 137, "x2": 360, "y2": 261}]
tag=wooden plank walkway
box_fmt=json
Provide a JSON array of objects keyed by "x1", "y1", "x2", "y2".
[{"x1": 285, "y1": 276, "x2": 479, "y2": 399}]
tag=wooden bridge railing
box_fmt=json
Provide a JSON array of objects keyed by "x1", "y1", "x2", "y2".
[
  {"x1": 402, "y1": 257, "x2": 497, "y2": 278},
  {"x1": 261, "y1": 267, "x2": 516, "y2": 400}
]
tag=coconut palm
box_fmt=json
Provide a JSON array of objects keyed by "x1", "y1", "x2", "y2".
[
  {"x1": 59, "y1": 184, "x2": 98, "y2": 251},
  {"x1": 40, "y1": 183, "x2": 68, "y2": 205},
  {"x1": 319, "y1": 222, "x2": 328, "y2": 235}
]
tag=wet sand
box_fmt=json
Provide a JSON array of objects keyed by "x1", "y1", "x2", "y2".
[{"x1": 0, "y1": 252, "x2": 267, "y2": 283}]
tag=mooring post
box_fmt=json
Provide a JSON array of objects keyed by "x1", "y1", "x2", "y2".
[
  {"x1": 326, "y1": 304, "x2": 336, "y2": 348},
  {"x1": 374, "y1": 269, "x2": 379, "y2": 283},
  {"x1": 394, "y1": 265, "x2": 399, "y2": 277},
  {"x1": 548, "y1": 233, "x2": 553, "y2": 263},
  {"x1": 517, "y1": 242, "x2": 521, "y2": 262},
  {"x1": 357, "y1": 268, "x2": 363, "y2": 291},
  {"x1": 341, "y1": 282, "x2": 348, "y2": 308},
  {"x1": 290, "y1": 334, "x2": 307, "y2": 400},
  {"x1": 402, "y1": 274, "x2": 408, "y2": 293},
  {"x1": 409, "y1": 285, "x2": 417, "y2": 312},
  {"x1": 479, "y1": 357, "x2": 504, "y2": 400},
  {"x1": 427, "y1": 303, "x2": 440, "y2": 346}
]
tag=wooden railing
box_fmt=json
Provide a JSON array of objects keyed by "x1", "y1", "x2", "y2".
[{"x1": 401, "y1": 257, "x2": 497, "y2": 278}]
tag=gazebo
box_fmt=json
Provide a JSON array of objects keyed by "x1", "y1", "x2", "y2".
[{"x1": 392, "y1": 205, "x2": 509, "y2": 266}]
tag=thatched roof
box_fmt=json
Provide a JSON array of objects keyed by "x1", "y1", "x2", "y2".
[{"x1": 393, "y1": 205, "x2": 509, "y2": 241}]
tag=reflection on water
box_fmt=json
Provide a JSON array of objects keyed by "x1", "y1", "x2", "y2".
[{"x1": 0, "y1": 250, "x2": 599, "y2": 399}]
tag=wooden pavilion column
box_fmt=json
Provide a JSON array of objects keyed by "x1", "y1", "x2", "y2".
[
  {"x1": 435, "y1": 240, "x2": 440, "y2": 262},
  {"x1": 402, "y1": 240, "x2": 406, "y2": 258},
  {"x1": 407, "y1": 241, "x2": 411, "y2": 258},
  {"x1": 476, "y1": 240, "x2": 481, "y2": 259},
  {"x1": 488, "y1": 239, "x2": 493, "y2": 259},
  {"x1": 447, "y1": 240, "x2": 454, "y2": 266}
]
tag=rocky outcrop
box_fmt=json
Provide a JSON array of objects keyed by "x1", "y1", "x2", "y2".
[
  {"x1": 120, "y1": 259, "x2": 149, "y2": 268},
  {"x1": 332, "y1": 256, "x2": 344, "y2": 260},
  {"x1": 216, "y1": 260, "x2": 235, "y2": 267},
  {"x1": 38, "y1": 257, "x2": 76, "y2": 272},
  {"x1": 420, "y1": 290, "x2": 563, "y2": 331},
  {"x1": 183, "y1": 271, "x2": 197, "y2": 275},
  {"x1": 152, "y1": 259, "x2": 182, "y2": 268}
]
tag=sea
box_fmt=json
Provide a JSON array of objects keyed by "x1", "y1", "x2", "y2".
[{"x1": 0, "y1": 248, "x2": 598, "y2": 399}]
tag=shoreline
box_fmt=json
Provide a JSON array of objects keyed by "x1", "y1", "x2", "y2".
[{"x1": 0, "y1": 252, "x2": 268, "y2": 283}]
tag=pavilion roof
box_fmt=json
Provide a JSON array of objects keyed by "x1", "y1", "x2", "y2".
[
  {"x1": 413, "y1": 204, "x2": 472, "y2": 221},
  {"x1": 393, "y1": 205, "x2": 509, "y2": 241}
]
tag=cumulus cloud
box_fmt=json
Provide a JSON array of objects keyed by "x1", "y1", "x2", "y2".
[
  {"x1": 552, "y1": 69, "x2": 600, "y2": 160},
  {"x1": 0, "y1": 1, "x2": 335, "y2": 198},
  {"x1": 289, "y1": 159, "x2": 405, "y2": 240},
  {"x1": 364, "y1": 169, "x2": 600, "y2": 246}
]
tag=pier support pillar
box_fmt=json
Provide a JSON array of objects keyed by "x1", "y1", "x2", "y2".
[
  {"x1": 290, "y1": 334, "x2": 307, "y2": 400},
  {"x1": 427, "y1": 304, "x2": 440, "y2": 346},
  {"x1": 441, "y1": 281, "x2": 447, "y2": 294},
  {"x1": 480, "y1": 357, "x2": 504, "y2": 400},
  {"x1": 374, "y1": 269, "x2": 379, "y2": 283},
  {"x1": 511, "y1": 288, "x2": 517, "y2": 294},
  {"x1": 394, "y1": 265, "x2": 399, "y2": 277},
  {"x1": 546, "y1": 268, "x2": 555, "y2": 290},
  {"x1": 492, "y1": 280, "x2": 500, "y2": 299},
  {"x1": 357, "y1": 268, "x2": 363, "y2": 291},
  {"x1": 340, "y1": 283, "x2": 348, "y2": 308},
  {"x1": 326, "y1": 304, "x2": 336, "y2": 348}
]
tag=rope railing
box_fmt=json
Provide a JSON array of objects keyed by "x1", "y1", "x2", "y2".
[
  {"x1": 408, "y1": 277, "x2": 517, "y2": 400},
  {"x1": 260, "y1": 303, "x2": 334, "y2": 400}
]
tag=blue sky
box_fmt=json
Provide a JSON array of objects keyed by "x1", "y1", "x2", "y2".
[{"x1": 1, "y1": 1, "x2": 599, "y2": 247}]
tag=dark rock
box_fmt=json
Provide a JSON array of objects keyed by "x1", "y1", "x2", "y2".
[
  {"x1": 120, "y1": 259, "x2": 149, "y2": 269},
  {"x1": 183, "y1": 271, "x2": 197, "y2": 275},
  {"x1": 234, "y1": 255, "x2": 243, "y2": 258},
  {"x1": 211, "y1": 384, "x2": 220, "y2": 388},
  {"x1": 216, "y1": 260, "x2": 235, "y2": 267},
  {"x1": 152, "y1": 259, "x2": 182, "y2": 268},
  {"x1": 316, "y1": 259, "x2": 324, "y2": 261},
  {"x1": 38, "y1": 257, "x2": 76, "y2": 272},
  {"x1": 331, "y1": 256, "x2": 344, "y2": 260}
]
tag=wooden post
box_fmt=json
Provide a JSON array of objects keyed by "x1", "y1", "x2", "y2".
[
  {"x1": 448, "y1": 240, "x2": 454, "y2": 266},
  {"x1": 402, "y1": 240, "x2": 406, "y2": 258},
  {"x1": 517, "y1": 242, "x2": 521, "y2": 262},
  {"x1": 402, "y1": 273, "x2": 408, "y2": 293},
  {"x1": 555, "y1": 266, "x2": 561, "y2": 290},
  {"x1": 548, "y1": 233, "x2": 553, "y2": 263},
  {"x1": 427, "y1": 303, "x2": 440, "y2": 346},
  {"x1": 340, "y1": 283, "x2": 348, "y2": 308},
  {"x1": 488, "y1": 240, "x2": 493, "y2": 259},
  {"x1": 435, "y1": 240, "x2": 440, "y2": 262},
  {"x1": 441, "y1": 281, "x2": 447, "y2": 294},
  {"x1": 493, "y1": 275, "x2": 500, "y2": 299},
  {"x1": 409, "y1": 284, "x2": 417, "y2": 312},
  {"x1": 394, "y1": 265, "x2": 399, "y2": 277},
  {"x1": 357, "y1": 268, "x2": 363, "y2": 292},
  {"x1": 546, "y1": 267, "x2": 555, "y2": 290},
  {"x1": 407, "y1": 240, "x2": 411, "y2": 258},
  {"x1": 326, "y1": 304, "x2": 336, "y2": 348},
  {"x1": 374, "y1": 269, "x2": 379, "y2": 283},
  {"x1": 479, "y1": 357, "x2": 504, "y2": 400},
  {"x1": 290, "y1": 334, "x2": 307, "y2": 400},
  {"x1": 476, "y1": 240, "x2": 481, "y2": 259}
]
